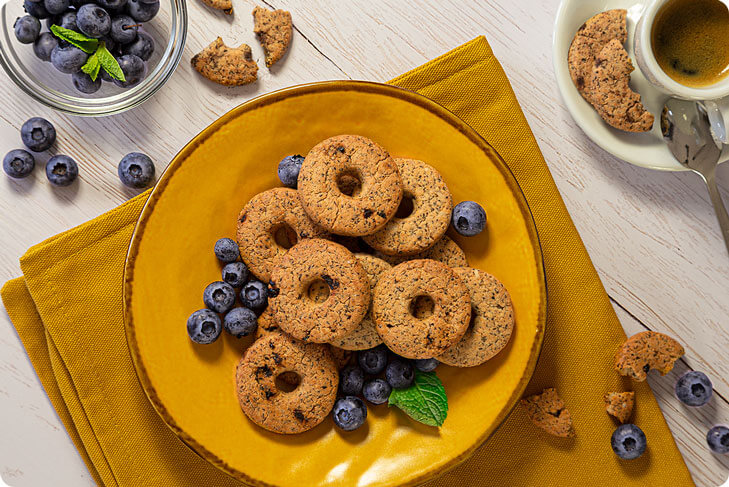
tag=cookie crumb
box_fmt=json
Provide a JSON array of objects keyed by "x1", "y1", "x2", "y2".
[
  {"x1": 521, "y1": 388, "x2": 576, "y2": 438},
  {"x1": 191, "y1": 37, "x2": 258, "y2": 86},
  {"x1": 614, "y1": 331, "x2": 684, "y2": 381},
  {"x1": 604, "y1": 391, "x2": 635, "y2": 423},
  {"x1": 253, "y1": 6, "x2": 293, "y2": 68}
]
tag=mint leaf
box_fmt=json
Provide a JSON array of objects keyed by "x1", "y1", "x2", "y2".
[
  {"x1": 96, "y1": 42, "x2": 125, "y2": 82},
  {"x1": 388, "y1": 371, "x2": 448, "y2": 427},
  {"x1": 81, "y1": 52, "x2": 101, "y2": 81},
  {"x1": 50, "y1": 25, "x2": 98, "y2": 54}
]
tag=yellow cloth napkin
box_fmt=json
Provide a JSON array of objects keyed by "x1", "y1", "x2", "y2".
[{"x1": 1, "y1": 36, "x2": 693, "y2": 486}]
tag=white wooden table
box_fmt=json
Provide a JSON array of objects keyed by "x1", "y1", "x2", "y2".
[{"x1": 1, "y1": 1, "x2": 728, "y2": 485}]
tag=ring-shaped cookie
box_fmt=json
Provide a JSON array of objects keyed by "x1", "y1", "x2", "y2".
[
  {"x1": 297, "y1": 135, "x2": 403, "y2": 236},
  {"x1": 373, "y1": 259, "x2": 471, "y2": 359},
  {"x1": 236, "y1": 332, "x2": 338, "y2": 434},
  {"x1": 376, "y1": 235, "x2": 468, "y2": 268}
]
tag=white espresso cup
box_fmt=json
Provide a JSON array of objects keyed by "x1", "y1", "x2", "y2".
[{"x1": 634, "y1": 0, "x2": 729, "y2": 142}]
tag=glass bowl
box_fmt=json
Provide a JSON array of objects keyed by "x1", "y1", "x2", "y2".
[{"x1": 0, "y1": 0, "x2": 186, "y2": 116}]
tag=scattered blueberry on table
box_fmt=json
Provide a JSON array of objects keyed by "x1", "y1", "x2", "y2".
[
  {"x1": 358, "y1": 345, "x2": 388, "y2": 375},
  {"x1": 385, "y1": 359, "x2": 415, "y2": 389},
  {"x1": 340, "y1": 365, "x2": 365, "y2": 396},
  {"x1": 223, "y1": 307, "x2": 258, "y2": 338},
  {"x1": 332, "y1": 396, "x2": 367, "y2": 431},
  {"x1": 277, "y1": 154, "x2": 305, "y2": 188},
  {"x1": 45, "y1": 154, "x2": 78, "y2": 186},
  {"x1": 203, "y1": 281, "x2": 236, "y2": 314},
  {"x1": 414, "y1": 358, "x2": 439, "y2": 372},
  {"x1": 240, "y1": 280, "x2": 268, "y2": 311},
  {"x1": 214, "y1": 237, "x2": 239, "y2": 263},
  {"x1": 21, "y1": 117, "x2": 56, "y2": 152},
  {"x1": 611, "y1": 424, "x2": 647, "y2": 460},
  {"x1": 707, "y1": 425, "x2": 729, "y2": 454},
  {"x1": 3, "y1": 149, "x2": 35, "y2": 178},
  {"x1": 362, "y1": 379, "x2": 391, "y2": 405},
  {"x1": 452, "y1": 200, "x2": 487, "y2": 236},
  {"x1": 118, "y1": 152, "x2": 155, "y2": 188},
  {"x1": 221, "y1": 261, "x2": 249, "y2": 288},
  {"x1": 187, "y1": 309, "x2": 222, "y2": 345},
  {"x1": 675, "y1": 370, "x2": 712, "y2": 407}
]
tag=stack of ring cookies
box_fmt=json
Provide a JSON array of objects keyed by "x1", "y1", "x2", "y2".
[{"x1": 229, "y1": 134, "x2": 514, "y2": 434}]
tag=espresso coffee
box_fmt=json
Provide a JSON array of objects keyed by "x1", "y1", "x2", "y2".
[{"x1": 651, "y1": 0, "x2": 729, "y2": 87}]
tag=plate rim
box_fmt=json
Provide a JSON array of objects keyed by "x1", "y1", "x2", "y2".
[{"x1": 122, "y1": 80, "x2": 547, "y2": 487}]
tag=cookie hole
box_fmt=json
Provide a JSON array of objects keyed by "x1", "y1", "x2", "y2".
[
  {"x1": 337, "y1": 172, "x2": 362, "y2": 197},
  {"x1": 395, "y1": 193, "x2": 415, "y2": 219},
  {"x1": 271, "y1": 224, "x2": 298, "y2": 250},
  {"x1": 305, "y1": 278, "x2": 330, "y2": 304},
  {"x1": 409, "y1": 295, "x2": 434, "y2": 319},
  {"x1": 275, "y1": 371, "x2": 301, "y2": 392}
]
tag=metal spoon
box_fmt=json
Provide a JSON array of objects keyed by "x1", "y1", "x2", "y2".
[{"x1": 661, "y1": 98, "x2": 729, "y2": 255}]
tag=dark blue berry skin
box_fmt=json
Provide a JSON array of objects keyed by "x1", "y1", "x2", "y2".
[
  {"x1": 118, "y1": 152, "x2": 155, "y2": 188},
  {"x1": 24, "y1": 0, "x2": 50, "y2": 19},
  {"x1": 51, "y1": 44, "x2": 89, "y2": 74},
  {"x1": 385, "y1": 359, "x2": 415, "y2": 389},
  {"x1": 452, "y1": 201, "x2": 487, "y2": 236},
  {"x1": 363, "y1": 378, "x2": 391, "y2": 405},
  {"x1": 414, "y1": 358, "x2": 439, "y2": 373},
  {"x1": 214, "y1": 237, "x2": 239, "y2": 263},
  {"x1": 113, "y1": 53, "x2": 145, "y2": 88},
  {"x1": 340, "y1": 365, "x2": 365, "y2": 396},
  {"x1": 97, "y1": 0, "x2": 128, "y2": 10},
  {"x1": 58, "y1": 10, "x2": 78, "y2": 30},
  {"x1": 187, "y1": 309, "x2": 222, "y2": 344},
  {"x1": 223, "y1": 307, "x2": 257, "y2": 338},
  {"x1": 109, "y1": 15, "x2": 137, "y2": 44},
  {"x1": 358, "y1": 345, "x2": 388, "y2": 375},
  {"x1": 14, "y1": 15, "x2": 41, "y2": 44},
  {"x1": 43, "y1": 0, "x2": 69, "y2": 15},
  {"x1": 222, "y1": 262, "x2": 249, "y2": 288},
  {"x1": 707, "y1": 425, "x2": 729, "y2": 454},
  {"x1": 675, "y1": 371, "x2": 713, "y2": 407},
  {"x1": 332, "y1": 396, "x2": 367, "y2": 431},
  {"x1": 240, "y1": 280, "x2": 268, "y2": 310},
  {"x1": 123, "y1": 30, "x2": 154, "y2": 60},
  {"x1": 21, "y1": 117, "x2": 56, "y2": 152},
  {"x1": 72, "y1": 71, "x2": 102, "y2": 94},
  {"x1": 125, "y1": 0, "x2": 159, "y2": 22},
  {"x1": 277, "y1": 154, "x2": 304, "y2": 188},
  {"x1": 45, "y1": 155, "x2": 78, "y2": 186},
  {"x1": 611, "y1": 424, "x2": 647, "y2": 460},
  {"x1": 203, "y1": 281, "x2": 236, "y2": 314},
  {"x1": 3, "y1": 150, "x2": 35, "y2": 178},
  {"x1": 76, "y1": 4, "x2": 111, "y2": 38},
  {"x1": 35, "y1": 27, "x2": 59, "y2": 58}
]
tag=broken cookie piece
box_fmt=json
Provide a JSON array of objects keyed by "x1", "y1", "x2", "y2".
[
  {"x1": 614, "y1": 331, "x2": 684, "y2": 381},
  {"x1": 521, "y1": 388, "x2": 575, "y2": 438},
  {"x1": 191, "y1": 37, "x2": 258, "y2": 86},
  {"x1": 588, "y1": 39, "x2": 654, "y2": 132},
  {"x1": 200, "y1": 0, "x2": 232, "y2": 15},
  {"x1": 604, "y1": 391, "x2": 635, "y2": 423},
  {"x1": 253, "y1": 6, "x2": 293, "y2": 67}
]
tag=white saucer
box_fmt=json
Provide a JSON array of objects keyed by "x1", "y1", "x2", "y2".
[{"x1": 553, "y1": 0, "x2": 704, "y2": 172}]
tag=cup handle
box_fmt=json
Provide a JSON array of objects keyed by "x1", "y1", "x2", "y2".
[{"x1": 704, "y1": 99, "x2": 729, "y2": 144}]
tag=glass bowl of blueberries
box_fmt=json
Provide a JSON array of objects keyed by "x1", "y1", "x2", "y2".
[{"x1": 0, "y1": 0, "x2": 186, "y2": 116}]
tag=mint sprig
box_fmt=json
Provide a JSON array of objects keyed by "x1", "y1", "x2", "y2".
[
  {"x1": 50, "y1": 25, "x2": 98, "y2": 54},
  {"x1": 50, "y1": 26, "x2": 126, "y2": 83},
  {"x1": 95, "y1": 42, "x2": 125, "y2": 82},
  {"x1": 81, "y1": 52, "x2": 101, "y2": 81},
  {"x1": 388, "y1": 370, "x2": 448, "y2": 427}
]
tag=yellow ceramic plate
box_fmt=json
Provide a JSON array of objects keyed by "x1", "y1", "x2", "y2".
[{"x1": 124, "y1": 81, "x2": 546, "y2": 487}]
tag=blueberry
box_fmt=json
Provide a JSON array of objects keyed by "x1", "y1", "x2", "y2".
[
  {"x1": 109, "y1": 15, "x2": 137, "y2": 44},
  {"x1": 675, "y1": 371, "x2": 713, "y2": 407},
  {"x1": 452, "y1": 201, "x2": 487, "y2": 236},
  {"x1": 222, "y1": 262, "x2": 249, "y2": 287},
  {"x1": 45, "y1": 155, "x2": 78, "y2": 186},
  {"x1": 707, "y1": 425, "x2": 729, "y2": 454},
  {"x1": 3, "y1": 150, "x2": 35, "y2": 178},
  {"x1": 125, "y1": 0, "x2": 159, "y2": 22},
  {"x1": 113, "y1": 53, "x2": 145, "y2": 88},
  {"x1": 277, "y1": 154, "x2": 304, "y2": 188},
  {"x1": 118, "y1": 152, "x2": 155, "y2": 188},
  {"x1": 20, "y1": 117, "x2": 56, "y2": 152},
  {"x1": 77, "y1": 4, "x2": 111, "y2": 38},
  {"x1": 14, "y1": 15, "x2": 41, "y2": 44},
  {"x1": 611, "y1": 424, "x2": 647, "y2": 460},
  {"x1": 43, "y1": 0, "x2": 69, "y2": 15},
  {"x1": 332, "y1": 396, "x2": 367, "y2": 431},
  {"x1": 363, "y1": 378, "x2": 391, "y2": 405},
  {"x1": 240, "y1": 280, "x2": 268, "y2": 310},
  {"x1": 97, "y1": 0, "x2": 128, "y2": 10},
  {"x1": 50, "y1": 44, "x2": 89, "y2": 74},
  {"x1": 99, "y1": 66, "x2": 114, "y2": 82},
  {"x1": 214, "y1": 237, "x2": 239, "y2": 263},
  {"x1": 223, "y1": 307, "x2": 257, "y2": 338},
  {"x1": 122, "y1": 30, "x2": 154, "y2": 60},
  {"x1": 385, "y1": 359, "x2": 414, "y2": 389},
  {"x1": 33, "y1": 32, "x2": 58, "y2": 61},
  {"x1": 72, "y1": 71, "x2": 102, "y2": 94},
  {"x1": 203, "y1": 281, "x2": 236, "y2": 314},
  {"x1": 23, "y1": 0, "x2": 50, "y2": 19},
  {"x1": 340, "y1": 365, "x2": 365, "y2": 395},
  {"x1": 187, "y1": 309, "x2": 222, "y2": 344},
  {"x1": 414, "y1": 358, "x2": 439, "y2": 372},
  {"x1": 358, "y1": 345, "x2": 388, "y2": 375},
  {"x1": 58, "y1": 10, "x2": 78, "y2": 30}
]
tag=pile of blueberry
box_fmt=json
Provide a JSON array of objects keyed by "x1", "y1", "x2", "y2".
[
  {"x1": 14, "y1": 0, "x2": 157, "y2": 94},
  {"x1": 3, "y1": 116, "x2": 155, "y2": 188},
  {"x1": 333, "y1": 346, "x2": 438, "y2": 431},
  {"x1": 187, "y1": 238, "x2": 270, "y2": 345}
]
